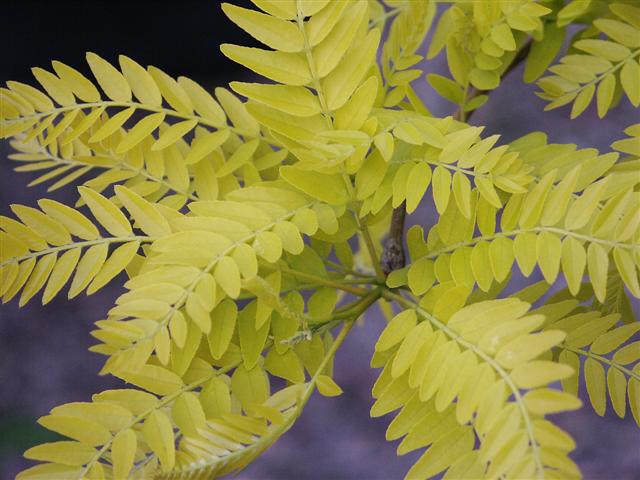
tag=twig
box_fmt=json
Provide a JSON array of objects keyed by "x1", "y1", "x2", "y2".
[{"x1": 380, "y1": 203, "x2": 406, "y2": 275}]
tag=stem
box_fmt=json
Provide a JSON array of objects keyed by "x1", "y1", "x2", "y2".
[
  {"x1": 279, "y1": 266, "x2": 371, "y2": 297},
  {"x1": 360, "y1": 224, "x2": 385, "y2": 280},
  {"x1": 424, "y1": 225, "x2": 639, "y2": 260},
  {"x1": 322, "y1": 259, "x2": 375, "y2": 279},
  {"x1": 296, "y1": 2, "x2": 333, "y2": 129},
  {"x1": 0, "y1": 235, "x2": 153, "y2": 268},
  {"x1": 309, "y1": 288, "x2": 382, "y2": 325},
  {"x1": 561, "y1": 344, "x2": 640, "y2": 381},
  {"x1": 369, "y1": 6, "x2": 402, "y2": 28},
  {"x1": 79, "y1": 360, "x2": 242, "y2": 479},
  {"x1": 110, "y1": 204, "x2": 317, "y2": 362},
  {"x1": 2, "y1": 100, "x2": 279, "y2": 146},
  {"x1": 382, "y1": 289, "x2": 544, "y2": 479},
  {"x1": 25, "y1": 145, "x2": 198, "y2": 200}
]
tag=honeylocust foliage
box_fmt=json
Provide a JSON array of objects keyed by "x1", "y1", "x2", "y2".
[{"x1": 0, "y1": 0, "x2": 638, "y2": 479}]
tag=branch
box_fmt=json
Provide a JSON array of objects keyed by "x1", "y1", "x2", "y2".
[
  {"x1": 380, "y1": 40, "x2": 533, "y2": 275},
  {"x1": 380, "y1": 203, "x2": 406, "y2": 275}
]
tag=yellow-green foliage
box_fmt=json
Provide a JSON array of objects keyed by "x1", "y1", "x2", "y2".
[{"x1": 0, "y1": 1, "x2": 638, "y2": 479}]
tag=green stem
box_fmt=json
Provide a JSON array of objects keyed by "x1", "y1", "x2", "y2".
[
  {"x1": 79, "y1": 360, "x2": 241, "y2": 479},
  {"x1": 0, "y1": 235, "x2": 153, "y2": 268},
  {"x1": 309, "y1": 288, "x2": 382, "y2": 325},
  {"x1": 279, "y1": 266, "x2": 371, "y2": 297},
  {"x1": 360, "y1": 224, "x2": 385, "y2": 280},
  {"x1": 296, "y1": 1, "x2": 333, "y2": 129},
  {"x1": 563, "y1": 48, "x2": 640, "y2": 98},
  {"x1": 425, "y1": 225, "x2": 638, "y2": 261},
  {"x1": 382, "y1": 289, "x2": 544, "y2": 479},
  {"x1": 111, "y1": 204, "x2": 316, "y2": 361},
  {"x1": 2, "y1": 100, "x2": 280, "y2": 146},
  {"x1": 561, "y1": 344, "x2": 640, "y2": 381},
  {"x1": 29, "y1": 146, "x2": 198, "y2": 200}
]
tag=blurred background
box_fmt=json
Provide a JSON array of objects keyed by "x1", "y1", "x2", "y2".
[{"x1": 1, "y1": 1, "x2": 638, "y2": 479}]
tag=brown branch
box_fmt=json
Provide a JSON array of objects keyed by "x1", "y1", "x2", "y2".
[
  {"x1": 379, "y1": 40, "x2": 533, "y2": 276},
  {"x1": 380, "y1": 203, "x2": 406, "y2": 275}
]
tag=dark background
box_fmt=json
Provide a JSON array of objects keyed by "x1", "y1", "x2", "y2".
[{"x1": 1, "y1": 1, "x2": 639, "y2": 479}]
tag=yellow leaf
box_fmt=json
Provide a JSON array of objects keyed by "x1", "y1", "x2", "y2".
[
  {"x1": 306, "y1": 1, "x2": 349, "y2": 46},
  {"x1": 406, "y1": 163, "x2": 432, "y2": 213},
  {"x1": 38, "y1": 199, "x2": 99, "y2": 241},
  {"x1": 184, "y1": 129, "x2": 230, "y2": 165},
  {"x1": 431, "y1": 166, "x2": 451, "y2": 214},
  {"x1": 596, "y1": 73, "x2": 616, "y2": 118},
  {"x1": 78, "y1": 187, "x2": 132, "y2": 237},
  {"x1": 265, "y1": 349, "x2": 305, "y2": 383},
  {"x1": 208, "y1": 299, "x2": 237, "y2": 359},
  {"x1": 316, "y1": 374, "x2": 343, "y2": 397},
  {"x1": 511, "y1": 361, "x2": 574, "y2": 388},
  {"x1": 31, "y1": 67, "x2": 75, "y2": 106},
  {"x1": 231, "y1": 81, "x2": 320, "y2": 117},
  {"x1": 620, "y1": 60, "x2": 640, "y2": 107},
  {"x1": 19, "y1": 253, "x2": 56, "y2": 306},
  {"x1": 24, "y1": 441, "x2": 96, "y2": 467},
  {"x1": 495, "y1": 330, "x2": 566, "y2": 369},
  {"x1": 42, "y1": 248, "x2": 80, "y2": 304},
  {"x1": 222, "y1": 3, "x2": 304, "y2": 52},
  {"x1": 560, "y1": 236, "x2": 586, "y2": 295},
  {"x1": 172, "y1": 392, "x2": 206, "y2": 437},
  {"x1": 86, "y1": 52, "x2": 131, "y2": 102},
  {"x1": 88, "y1": 106, "x2": 135, "y2": 143},
  {"x1": 585, "y1": 357, "x2": 607, "y2": 416},
  {"x1": 376, "y1": 309, "x2": 418, "y2": 353},
  {"x1": 178, "y1": 76, "x2": 226, "y2": 125},
  {"x1": 68, "y1": 244, "x2": 108, "y2": 298},
  {"x1": 38, "y1": 415, "x2": 111, "y2": 446},
  {"x1": 313, "y1": 2, "x2": 367, "y2": 77},
  {"x1": 587, "y1": 242, "x2": 609, "y2": 302},
  {"x1": 52, "y1": 60, "x2": 100, "y2": 102},
  {"x1": 523, "y1": 388, "x2": 582, "y2": 415},
  {"x1": 322, "y1": 29, "x2": 380, "y2": 110},
  {"x1": 152, "y1": 120, "x2": 198, "y2": 151},
  {"x1": 334, "y1": 76, "x2": 378, "y2": 130},
  {"x1": 116, "y1": 112, "x2": 165, "y2": 154},
  {"x1": 251, "y1": 0, "x2": 297, "y2": 20},
  {"x1": 215, "y1": 256, "x2": 241, "y2": 298},
  {"x1": 116, "y1": 364, "x2": 184, "y2": 396},
  {"x1": 607, "y1": 368, "x2": 627, "y2": 418},
  {"x1": 142, "y1": 410, "x2": 175, "y2": 472},
  {"x1": 87, "y1": 241, "x2": 140, "y2": 294},
  {"x1": 111, "y1": 429, "x2": 137, "y2": 479},
  {"x1": 231, "y1": 363, "x2": 270, "y2": 413},
  {"x1": 119, "y1": 55, "x2": 162, "y2": 106},
  {"x1": 216, "y1": 138, "x2": 259, "y2": 177},
  {"x1": 115, "y1": 185, "x2": 171, "y2": 237},
  {"x1": 221, "y1": 44, "x2": 311, "y2": 86},
  {"x1": 280, "y1": 166, "x2": 348, "y2": 205},
  {"x1": 148, "y1": 66, "x2": 194, "y2": 114},
  {"x1": 11, "y1": 205, "x2": 70, "y2": 246}
]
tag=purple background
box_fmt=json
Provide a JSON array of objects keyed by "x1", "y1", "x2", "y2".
[{"x1": 1, "y1": 2, "x2": 639, "y2": 478}]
